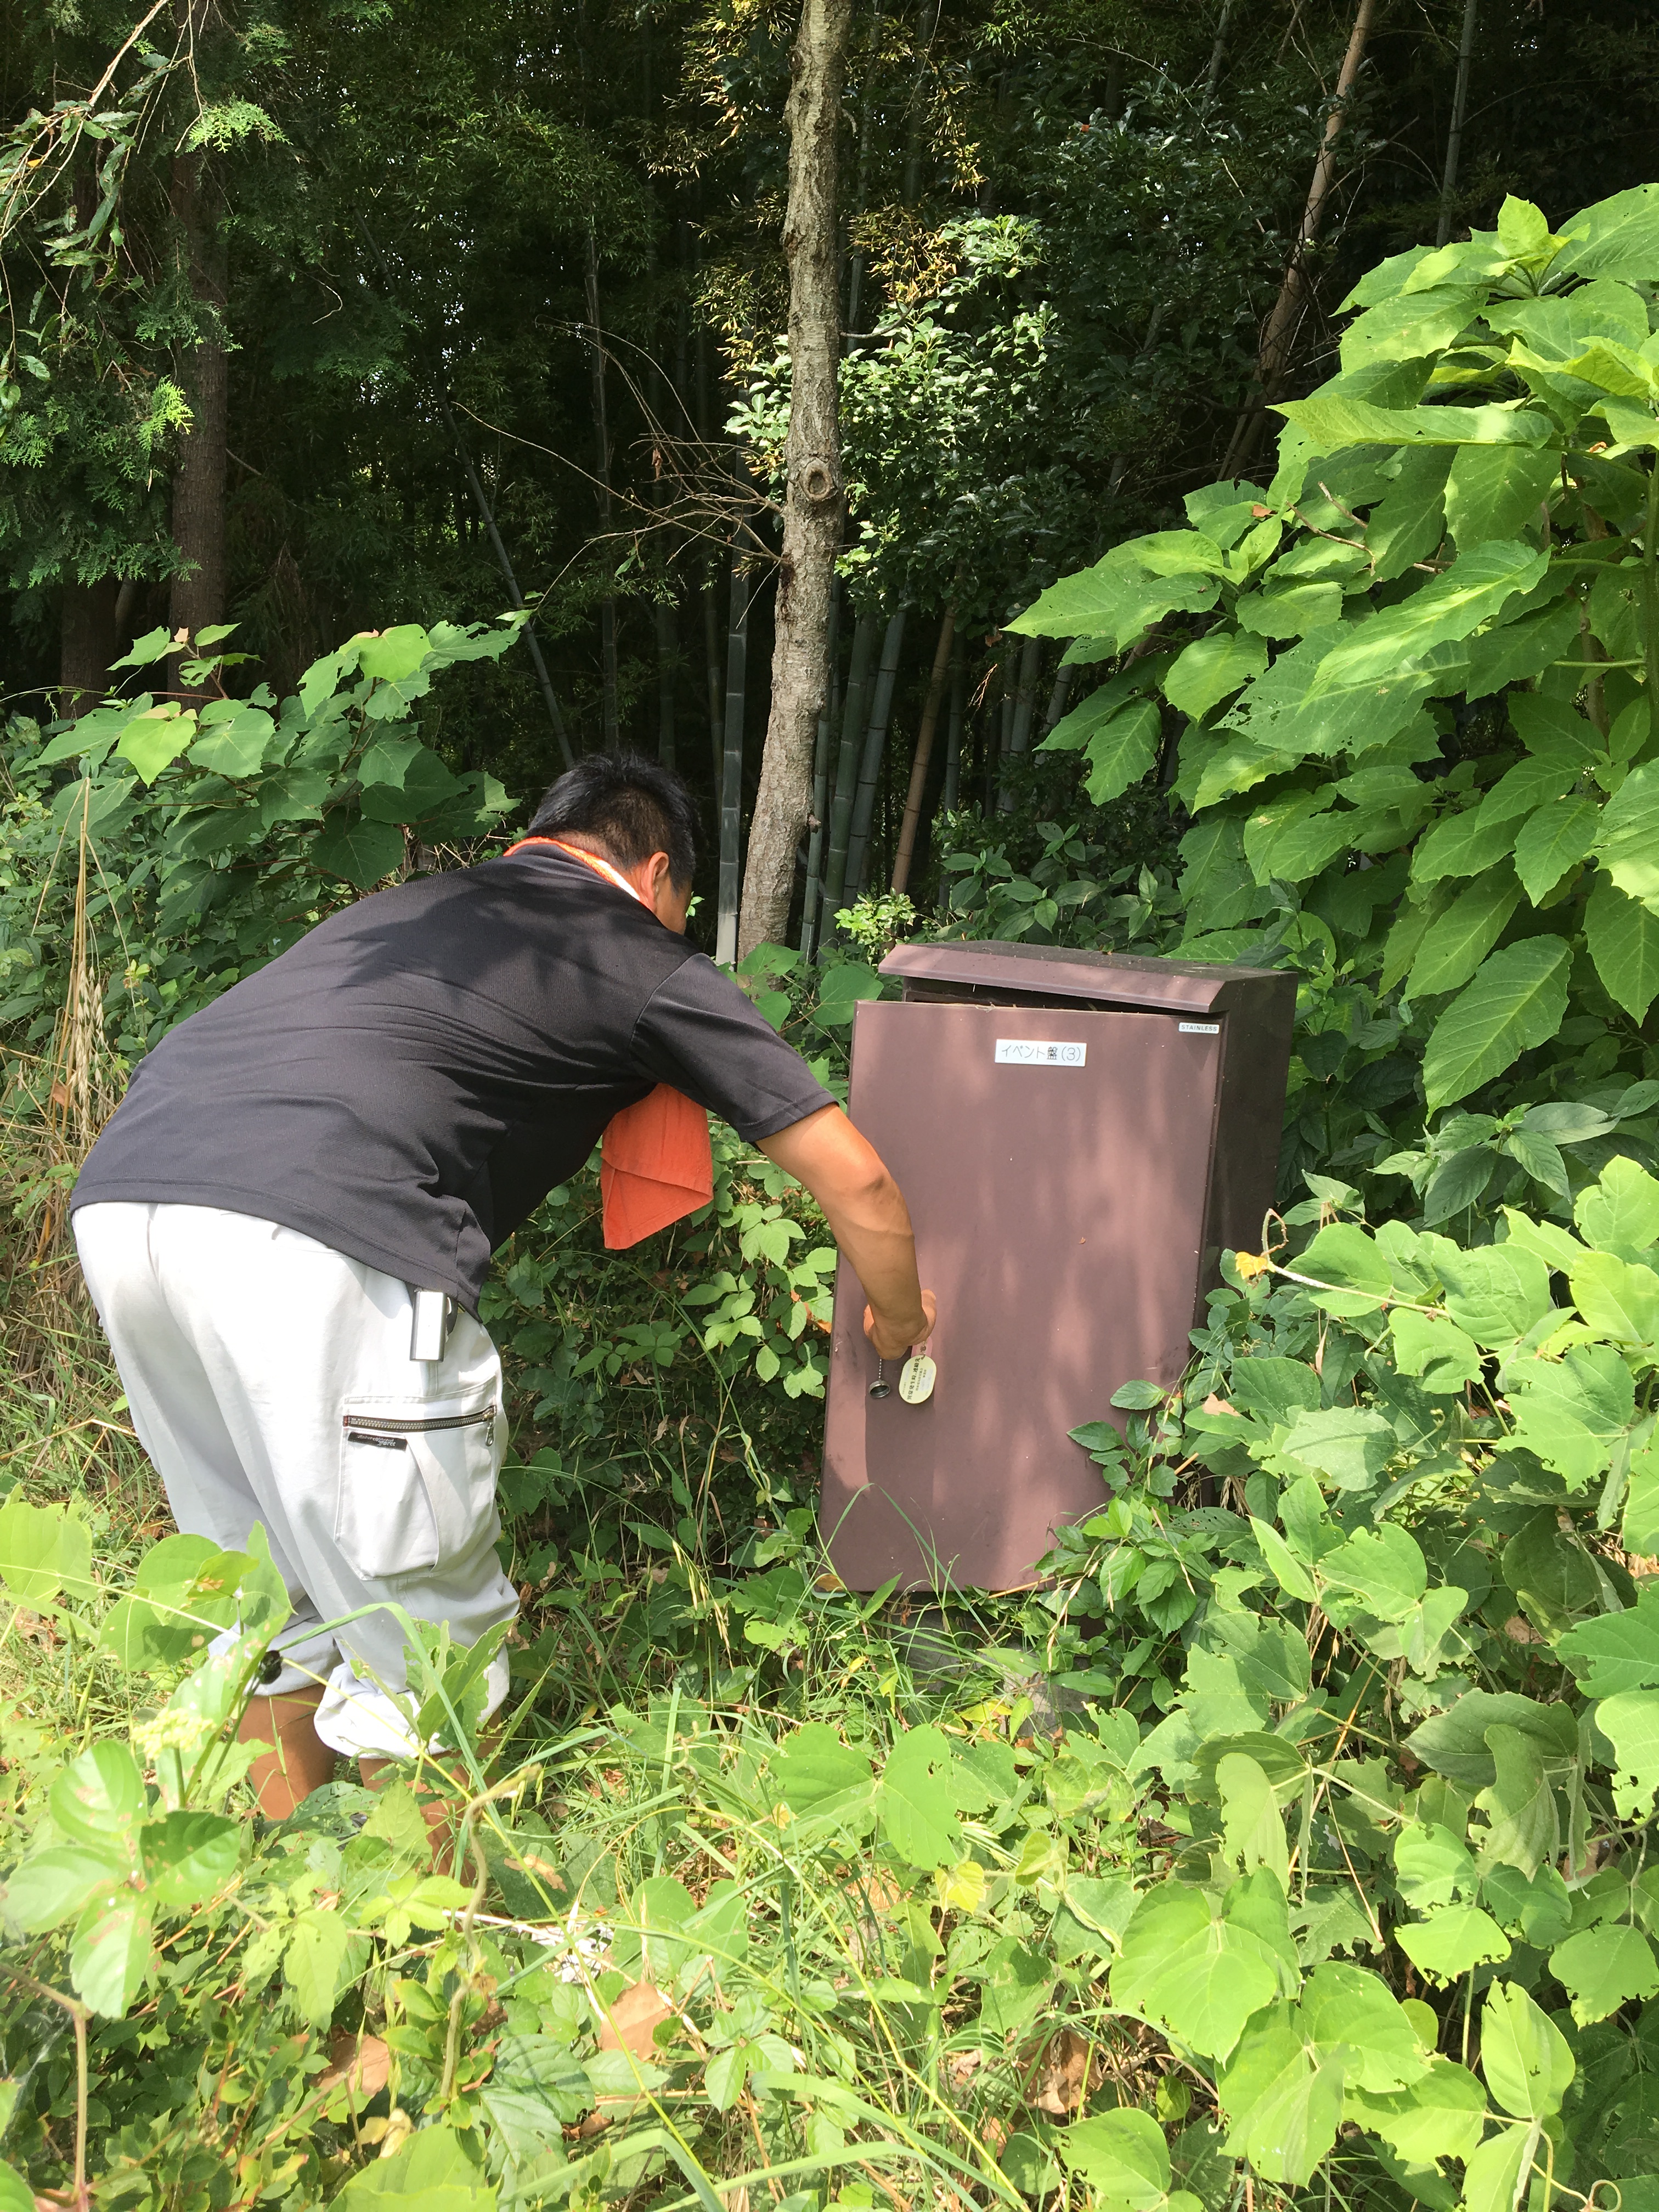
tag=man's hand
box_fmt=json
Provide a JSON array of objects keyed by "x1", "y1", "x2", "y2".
[
  {"x1": 757, "y1": 1105, "x2": 935, "y2": 1357},
  {"x1": 864, "y1": 1289, "x2": 936, "y2": 1361}
]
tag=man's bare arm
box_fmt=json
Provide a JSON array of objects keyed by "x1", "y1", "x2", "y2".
[{"x1": 757, "y1": 1104, "x2": 935, "y2": 1359}]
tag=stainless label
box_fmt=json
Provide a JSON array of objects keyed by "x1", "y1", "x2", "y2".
[
  {"x1": 994, "y1": 1038, "x2": 1086, "y2": 1067},
  {"x1": 1179, "y1": 1022, "x2": 1220, "y2": 1034}
]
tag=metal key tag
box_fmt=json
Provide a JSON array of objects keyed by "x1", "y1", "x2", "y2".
[
  {"x1": 898, "y1": 1353, "x2": 936, "y2": 1404},
  {"x1": 868, "y1": 1358, "x2": 891, "y2": 1401}
]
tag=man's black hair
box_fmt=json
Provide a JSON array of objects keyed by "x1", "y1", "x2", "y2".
[{"x1": 526, "y1": 753, "x2": 698, "y2": 888}]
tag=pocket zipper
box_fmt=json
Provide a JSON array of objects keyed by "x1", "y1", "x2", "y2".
[{"x1": 342, "y1": 1406, "x2": 498, "y2": 1437}]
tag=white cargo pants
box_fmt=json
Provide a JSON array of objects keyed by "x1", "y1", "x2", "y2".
[{"x1": 74, "y1": 1202, "x2": 517, "y2": 1759}]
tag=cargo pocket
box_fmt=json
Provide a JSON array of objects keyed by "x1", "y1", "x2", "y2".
[{"x1": 336, "y1": 1396, "x2": 500, "y2": 1583}]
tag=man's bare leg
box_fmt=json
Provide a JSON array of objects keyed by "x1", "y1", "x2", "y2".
[{"x1": 238, "y1": 1686, "x2": 337, "y2": 1819}]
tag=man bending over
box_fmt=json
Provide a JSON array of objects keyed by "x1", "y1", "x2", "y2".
[{"x1": 72, "y1": 754, "x2": 934, "y2": 1816}]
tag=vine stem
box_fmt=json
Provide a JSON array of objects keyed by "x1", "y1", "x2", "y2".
[{"x1": 1, "y1": 1967, "x2": 89, "y2": 2209}]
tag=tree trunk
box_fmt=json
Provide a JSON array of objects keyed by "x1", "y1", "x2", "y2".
[
  {"x1": 167, "y1": 135, "x2": 227, "y2": 703},
  {"x1": 1436, "y1": 0, "x2": 1479, "y2": 247},
  {"x1": 715, "y1": 541, "x2": 752, "y2": 965},
  {"x1": 891, "y1": 605, "x2": 955, "y2": 893},
  {"x1": 60, "y1": 580, "x2": 119, "y2": 719},
  {"x1": 585, "y1": 228, "x2": 620, "y2": 749},
  {"x1": 736, "y1": 0, "x2": 854, "y2": 956},
  {"x1": 822, "y1": 611, "x2": 878, "y2": 923},
  {"x1": 799, "y1": 587, "x2": 842, "y2": 958},
  {"x1": 703, "y1": 551, "x2": 724, "y2": 802},
  {"x1": 845, "y1": 607, "x2": 907, "y2": 899},
  {"x1": 1221, "y1": 0, "x2": 1383, "y2": 479},
  {"x1": 656, "y1": 596, "x2": 678, "y2": 768}
]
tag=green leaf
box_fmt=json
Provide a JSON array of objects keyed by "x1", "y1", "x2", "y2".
[
  {"x1": 1319, "y1": 1522, "x2": 1427, "y2": 1620},
  {"x1": 1596, "y1": 1689, "x2": 1659, "y2": 1818},
  {"x1": 1595, "y1": 759, "x2": 1659, "y2": 910},
  {"x1": 1344, "y1": 2058, "x2": 1486, "y2": 2168},
  {"x1": 1296, "y1": 1222, "x2": 1392, "y2": 1298},
  {"x1": 1080, "y1": 698, "x2": 1163, "y2": 806},
  {"x1": 479, "y1": 2033, "x2": 594, "y2": 2153},
  {"x1": 1549, "y1": 1923, "x2": 1659, "y2": 2025},
  {"x1": 1410, "y1": 803, "x2": 1526, "y2": 887},
  {"x1": 1420, "y1": 937, "x2": 1571, "y2": 1110},
  {"x1": 356, "y1": 624, "x2": 432, "y2": 684},
  {"x1": 1396, "y1": 1905, "x2": 1511, "y2": 1983},
  {"x1": 1058, "y1": 2109, "x2": 1170, "y2": 2209},
  {"x1": 1558, "y1": 1587, "x2": 1659, "y2": 1697},
  {"x1": 1217, "y1": 2009, "x2": 1343, "y2": 2187},
  {"x1": 1365, "y1": 450, "x2": 1452, "y2": 580},
  {"x1": 1460, "y1": 2127, "x2": 1531, "y2": 2212},
  {"x1": 309, "y1": 811, "x2": 404, "y2": 891},
  {"x1": 1443, "y1": 445, "x2": 1560, "y2": 549},
  {"x1": 1164, "y1": 630, "x2": 1269, "y2": 719},
  {"x1": 333, "y1": 2125, "x2": 496, "y2": 2210},
  {"x1": 1475, "y1": 1726, "x2": 1558, "y2": 1880},
  {"x1": 1480, "y1": 1981, "x2": 1574, "y2": 2119},
  {"x1": 0, "y1": 1497, "x2": 95, "y2": 1609},
  {"x1": 70, "y1": 1890, "x2": 155, "y2": 2017},
  {"x1": 285, "y1": 1906, "x2": 365, "y2": 2028},
  {"x1": 1251, "y1": 1518, "x2": 1316, "y2": 1602},
  {"x1": 50, "y1": 1741, "x2": 146, "y2": 1848},
  {"x1": 877, "y1": 1725, "x2": 989, "y2": 1870},
  {"x1": 1113, "y1": 1883, "x2": 1282, "y2": 2059},
  {"x1": 1010, "y1": 549, "x2": 1220, "y2": 648},
  {"x1": 1505, "y1": 1344, "x2": 1634, "y2": 1488},
  {"x1": 2, "y1": 1842, "x2": 126, "y2": 1931},
  {"x1": 1405, "y1": 873, "x2": 1522, "y2": 997},
  {"x1": 1513, "y1": 797, "x2": 1601, "y2": 904},
  {"x1": 1275, "y1": 393, "x2": 1559, "y2": 452},
  {"x1": 1393, "y1": 1822, "x2": 1479, "y2": 1911},
  {"x1": 189, "y1": 704, "x2": 278, "y2": 777},
  {"x1": 0, "y1": 2162, "x2": 33, "y2": 2212},
  {"x1": 1387, "y1": 1308, "x2": 1484, "y2": 1392},
  {"x1": 1300, "y1": 1961, "x2": 1432, "y2": 2092},
  {"x1": 1427, "y1": 1238, "x2": 1554, "y2": 1344},
  {"x1": 1586, "y1": 873, "x2": 1659, "y2": 1023},
  {"x1": 1623, "y1": 1444, "x2": 1659, "y2": 1555},
  {"x1": 1556, "y1": 182, "x2": 1659, "y2": 283},
  {"x1": 1577, "y1": 1155, "x2": 1659, "y2": 1252},
  {"x1": 117, "y1": 706, "x2": 198, "y2": 786},
  {"x1": 140, "y1": 1811, "x2": 241, "y2": 1912},
  {"x1": 1406, "y1": 1692, "x2": 1578, "y2": 1788},
  {"x1": 1313, "y1": 544, "x2": 1548, "y2": 700},
  {"x1": 108, "y1": 624, "x2": 173, "y2": 670},
  {"x1": 1279, "y1": 1407, "x2": 1398, "y2": 1487},
  {"x1": 1570, "y1": 1249, "x2": 1659, "y2": 1345},
  {"x1": 1216, "y1": 1753, "x2": 1290, "y2": 1884},
  {"x1": 770, "y1": 1723, "x2": 871, "y2": 1820},
  {"x1": 360, "y1": 744, "x2": 464, "y2": 823},
  {"x1": 1236, "y1": 581, "x2": 1345, "y2": 638},
  {"x1": 1228, "y1": 1357, "x2": 1321, "y2": 1424},
  {"x1": 1341, "y1": 286, "x2": 1483, "y2": 373},
  {"x1": 977, "y1": 1937, "x2": 1052, "y2": 2038}
]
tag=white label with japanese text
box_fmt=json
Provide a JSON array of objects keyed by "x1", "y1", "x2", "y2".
[{"x1": 994, "y1": 1039, "x2": 1086, "y2": 1067}]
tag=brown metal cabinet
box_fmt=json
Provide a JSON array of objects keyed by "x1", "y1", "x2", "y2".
[{"x1": 821, "y1": 942, "x2": 1296, "y2": 1592}]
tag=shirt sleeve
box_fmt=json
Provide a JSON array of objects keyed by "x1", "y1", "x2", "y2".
[{"x1": 630, "y1": 955, "x2": 837, "y2": 1139}]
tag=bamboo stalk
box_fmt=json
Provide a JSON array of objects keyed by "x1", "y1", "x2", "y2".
[
  {"x1": 890, "y1": 606, "x2": 956, "y2": 893},
  {"x1": 799, "y1": 586, "x2": 843, "y2": 959},
  {"x1": 1436, "y1": 0, "x2": 1479, "y2": 247},
  {"x1": 941, "y1": 637, "x2": 965, "y2": 812},
  {"x1": 997, "y1": 632, "x2": 1042, "y2": 811},
  {"x1": 845, "y1": 608, "x2": 908, "y2": 898},
  {"x1": 821, "y1": 611, "x2": 878, "y2": 922}
]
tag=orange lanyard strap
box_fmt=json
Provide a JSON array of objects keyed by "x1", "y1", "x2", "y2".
[{"x1": 503, "y1": 835, "x2": 645, "y2": 906}]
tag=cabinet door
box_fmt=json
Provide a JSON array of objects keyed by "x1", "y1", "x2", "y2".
[{"x1": 822, "y1": 1000, "x2": 1222, "y2": 1590}]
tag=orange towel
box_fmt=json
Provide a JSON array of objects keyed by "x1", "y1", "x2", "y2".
[{"x1": 504, "y1": 834, "x2": 714, "y2": 1249}]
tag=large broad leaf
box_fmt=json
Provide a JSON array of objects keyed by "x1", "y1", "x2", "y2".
[
  {"x1": 50, "y1": 1741, "x2": 146, "y2": 1849},
  {"x1": 1570, "y1": 1248, "x2": 1659, "y2": 1345},
  {"x1": 1077, "y1": 698, "x2": 1163, "y2": 806},
  {"x1": 1426, "y1": 1238, "x2": 1554, "y2": 1345},
  {"x1": 1577, "y1": 1155, "x2": 1659, "y2": 1252},
  {"x1": 1340, "y1": 285, "x2": 1484, "y2": 373},
  {"x1": 1344, "y1": 2058, "x2": 1486, "y2": 2167},
  {"x1": 1476, "y1": 1726, "x2": 1558, "y2": 1879},
  {"x1": 1296, "y1": 1222, "x2": 1392, "y2": 1298},
  {"x1": 1276, "y1": 391, "x2": 1559, "y2": 453},
  {"x1": 1164, "y1": 629, "x2": 1268, "y2": 719},
  {"x1": 769, "y1": 1723, "x2": 872, "y2": 1821},
  {"x1": 1300, "y1": 1961, "x2": 1432, "y2": 2093},
  {"x1": 189, "y1": 704, "x2": 279, "y2": 778},
  {"x1": 1505, "y1": 1344, "x2": 1635, "y2": 1488},
  {"x1": 69, "y1": 1890, "x2": 155, "y2": 2017},
  {"x1": 1217, "y1": 2009, "x2": 1344, "y2": 2187},
  {"x1": 1444, "y1": 445, "x2": 1559, "y2": 549},
  {"x1": 1421, "y1": 936, "x2": 1570, "y2": 1109},
  {"x1": 1279, "y1": 1407, "x2": 1397, "y2": 1488},
  {"x1": 2, "y1": 1842, "x2": 127, "y2": 1932},
  {"x1": 334, "y1": 2125, "x2": 496, "y2": 2210},
  {"x1": 876, "y1": 1725, "x2": 989, "y2": 1870},
  {"x1": 1406, "y1": 872, "x2": 1521, "y2": 997},
  {"x1": 1595, "y1": 1690, "x2": 1659, "y2": 1818},
  {"x1": 1058, "y1": 2109, "x2": 1172, "y2": 2210},
  {"x1": 1481, "y1": 1982, "x2": 1575, "y2": 2119},
  {"x1": 1513, "y1": 797, "x2": 1600, "y2": 904},
  {"x1": 0, "y1": 1497, "x2": 96, "y2": 1609},
  {"x1": 1406, "y1": 1692, "x2": 1578, "y2": 1787},
  {"x1": 478, "y1": 2033, "x2": 594, "y2": 2155},
  {"x1": 310, "y1": 811, "x2": 405, "y2": 891},
  {"x1": 117, "y1": 705, "x2": 198, "y2": 785},
  {"x1": 1550, "y1": 1923, "x2": 1659, "y2": 2026},
  {"x1": 1318, "y1": 1523, "x2": 1427, "y2": 1621},
  {"x1": 1554, "y1": 182, "x2": 1659, "y2": 282},
  {"x1": 1587, "y1": 873, "x2": 1659, "y2": 1023},
  {"x1": 1366, "y1": 449, "x2": 1452, "y2": 580},
  {"x1": 1396, "y1": 1904, "x2": 1511, "y2": 1983},
  {"x1": 1010, "y1": 549, "x2": 1220, "y2": 647},
  {"x1": 140, "y1": 1811, "x2": 242, "y2": 1913},
  {"x1": 1112, "y1": 1883, "x2": 1281, "y2": 2059},
  {"x1": 1310, "y1": 543, "x2": 1548, "y2": 698},
  {"x1": 1466, "y1": 596, "x2": 1584, "y2": 699},
  {"x1": 1596, "y1": 759, "x2": 1659, "y2": 910}
]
